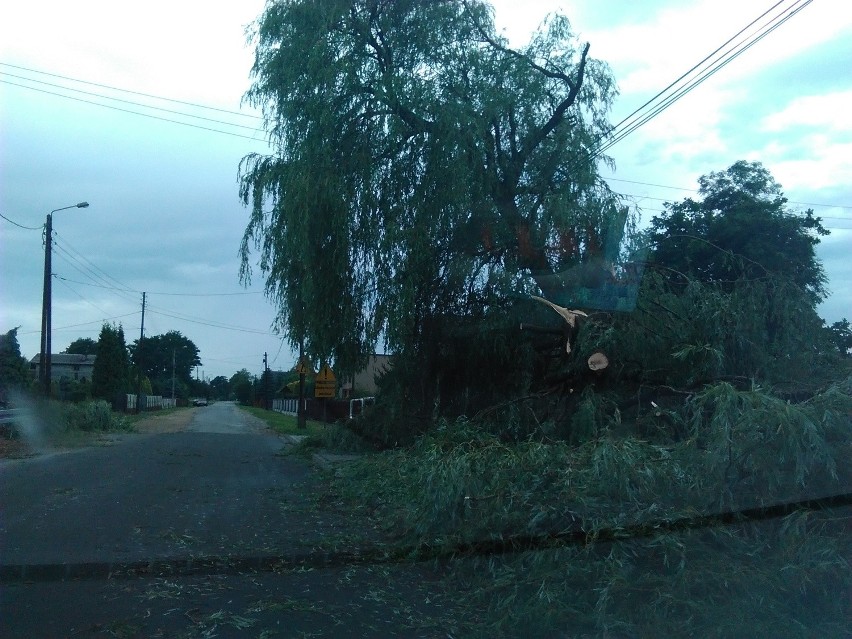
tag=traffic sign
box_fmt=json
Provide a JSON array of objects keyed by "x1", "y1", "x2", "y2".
[
  {"x1": 316, "y1": 363, "x2": 336, "y2": 382},
  {"x1": 315, "y1": 363, "x2": 336, "y2": 398}
]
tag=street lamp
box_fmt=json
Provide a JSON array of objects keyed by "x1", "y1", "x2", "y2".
[{"x1": 39, "y1": 201, "x2": 90, "y2": 396}]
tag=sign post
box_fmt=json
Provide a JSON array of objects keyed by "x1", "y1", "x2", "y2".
[
  {"x1": 314, "y1": 363, "x2": 336, "y2": 422},
  {"x1": 296, "y1": 350, "x2": 309, "y2": 429}
]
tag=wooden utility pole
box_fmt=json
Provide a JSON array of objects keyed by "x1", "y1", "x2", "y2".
[
  {"x1": 297, "y1": 339, "x2": 306, "y2": 429},
  {"x1": 135, "y1": 292, "x2": 146, "y2": 414},
  {"x1": 39, "y1": 213, "x2": 53, "y2": 396},
  {"x1": 38, "y1": 202, "x2": 89, "y2": 397},
  {"x1": 263, "y1": 351, "x2": 270, "y2": 410}
]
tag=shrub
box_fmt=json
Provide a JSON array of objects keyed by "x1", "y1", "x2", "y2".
[{"x1": 64, "y1": 400, "x2": 130, "y2": 432}]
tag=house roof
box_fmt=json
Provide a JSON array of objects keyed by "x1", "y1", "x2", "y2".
[{"x1": 29, "y1": 354, "x2": 96, "y2": 365}]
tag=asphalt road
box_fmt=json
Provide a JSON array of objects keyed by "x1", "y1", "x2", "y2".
[
  {"x1": 0, "y1": 402, "x2": 329, "y2": 567},
  {"x1": 0, "y1": 403, "x2": 461, "y2": 637}
]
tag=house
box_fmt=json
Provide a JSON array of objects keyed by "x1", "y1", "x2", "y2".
[
  {"x1": 342, "y1": 354, "x2": 392, "y2": 397},
  {"x1": 29, "y1": 353, "x2": 96, "y2": 383}
]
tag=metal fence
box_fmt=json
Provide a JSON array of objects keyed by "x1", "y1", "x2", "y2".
[{"x1": 125, "y1": 395, "x2": 177, "y2": 411}]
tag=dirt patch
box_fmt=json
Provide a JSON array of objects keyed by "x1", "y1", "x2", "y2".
[
  {"x1": 0, "y1": 436, "x2": 35, "y2": 459},
  {"x1": 132, "y1": 408, "x2": 198, "y2": 434}
]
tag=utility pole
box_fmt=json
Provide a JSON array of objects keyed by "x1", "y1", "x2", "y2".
[
  {"x1": 39, "y1": 201, "x2": 89, "y2": 396},
  {"x1": 297, "y1": 339, "x2": 306, "y2": 429},
  {"x1": 135, "y1": 292, "x2": 146, "y2": 414},
  {"x1": 39, "y1": 214, "x2": 53, "y2": 396},
  {"x1": 171, "y1": 349, "x2": 176, "y2": 401},
  {"x1": 263, "y1": 351, "x2": 270, "y2": 410}
]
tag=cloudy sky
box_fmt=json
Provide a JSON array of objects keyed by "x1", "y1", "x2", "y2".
[{"x1": 1, "y1": 0, "x2": 850, "y2": 380}]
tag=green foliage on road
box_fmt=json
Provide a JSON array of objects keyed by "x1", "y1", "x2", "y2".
[{"x1": 337, "y1": 378, "x2": 852, "y2": 636}]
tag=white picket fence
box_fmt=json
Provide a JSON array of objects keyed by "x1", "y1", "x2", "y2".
[
  {"x1": 271, "y1": 397, "x2": 375, "y2": 419},
  {"x1": 272, "y1": 398, "x2": 303, "y2": 416},
  {"x1": 125, "y1": 395, "x2": 177, "y2": 411}
]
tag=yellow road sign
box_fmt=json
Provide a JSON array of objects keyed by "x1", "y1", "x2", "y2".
[
  {"x1": 316, "y1": 363, "x2": 336, "y2": 382},
  {"x1": 314, "y1": 363, "x2": 336, "y2": 398}
]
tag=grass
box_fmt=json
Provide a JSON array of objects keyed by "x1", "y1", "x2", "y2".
[
  {"x1": 238, "y1": 405, "x2": 325, "y2": 436},
  {"x1": 239, "y1": 405, "x2": 374, "y2": 454}
]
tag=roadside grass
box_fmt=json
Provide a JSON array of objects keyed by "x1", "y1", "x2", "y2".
[
  {"x1": 2, "y1": 399, "x2": 139, "y2": 455},
  {"x1": 239, "y1": 406, "x2": 325, "y2": 436},
  {"x1": 239, "y1": 406, "x2": 375, "y2": 454}
]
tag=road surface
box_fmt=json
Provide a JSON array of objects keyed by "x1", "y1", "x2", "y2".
[
  {"x1": 0, "y1": 402, "x2": 346, "y2": 566},
  {"x1": 0, "y1": 402, "x2": 458, "y2": 637}
]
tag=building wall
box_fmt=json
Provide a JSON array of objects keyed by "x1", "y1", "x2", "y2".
[
  {"x1": 29, "y1": 354, "x2": 95, "y2": 382},
  {"x1": 346, "y1": 354, "x2": 392, "y2": 396}
]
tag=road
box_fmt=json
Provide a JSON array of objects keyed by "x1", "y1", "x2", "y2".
[
  {"x1": 0, "y1": 402, "x2": 461, "y2": 637},
  {"x1": 0, "y1": 402, "x2": 320, "y2": 567}
]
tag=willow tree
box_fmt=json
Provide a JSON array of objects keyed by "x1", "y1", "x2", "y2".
[{"x1": 239, "y1": 0, "x2": 625, "y2": 386}]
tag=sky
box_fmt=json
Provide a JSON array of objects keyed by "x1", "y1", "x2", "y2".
[{"x1": 1, "y1": 0, "x2": 850, "y2": 380}]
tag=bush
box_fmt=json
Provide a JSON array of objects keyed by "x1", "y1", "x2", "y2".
[
  {"x1": 64, "y1": 400, "x2": 130, "y2": 432},
  {"x1": 297, "y1": 422, "x2": 374, "y2": 454}
]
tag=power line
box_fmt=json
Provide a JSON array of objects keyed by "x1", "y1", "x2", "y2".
[
  {"x1": 0, "y1": 71, "x2": 262, "y2": 132},
  {"x1": 0, "y1": 61, "x2": 263, "y2": 120},
  {"x1": 580, "y1": 0, "x2": 812, "y2": 164},
  {"x1": 593, "y1": 0, "x2": 813, "y2": 158},
  {"x1": 0, "y1": 79, "x2": 267, "y2": 142},
  {"x1": 147, "y1": 308, "x2": 276, "y2": 336},
  {"x1": 604, "y1": 177, "x2": 852, "y2": 212},
  {"x1": 54, "y1": 274, "x2": 264, "y2": 298},
  {"x1": 54, "y1": 275, "x2": 113, "y2": 318},
  {"x1": 604, "y1": 0, "x2": 788, "y2": 147},
  {"x1": 50, "y1": 234, "x2": 275, "y2": 334},
  {"x1": 51, "y1": 242, "x2": 141, "y2": 307},
  {"x1": 0, "y1": 212, "x2": 42, "y2": 230},
  {"x1": 53, "y1": 232, "x2": 141, "y2": 293},
  {"x1": 611, "y1": 191, "x2": 852, "y2": 221},
  {"x1": 19, "y1": 312, "x2": 141, "y2": 335}
]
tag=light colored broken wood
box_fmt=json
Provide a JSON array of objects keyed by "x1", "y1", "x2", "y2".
[{"x1": 587, "y1": 351, "x2": 609, "y2": 371}]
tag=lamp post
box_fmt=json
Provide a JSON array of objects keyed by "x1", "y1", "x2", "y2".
[{"x1": 39, "y1": 201, "x2": 89, "y2": 396}]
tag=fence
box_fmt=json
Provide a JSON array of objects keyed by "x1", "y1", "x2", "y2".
[
  {"x1": 272, "y1": 398, "x2": 302, "y2": 416},
  {"x1": 349, "y1": 396, "x2": 375, "y2": 419},
  {"x1": 272, "y1": 397, "x2": 375, "y2": 422},
  {"x1": 125, "y1": 395, "x2": 177, "y2": 411}
]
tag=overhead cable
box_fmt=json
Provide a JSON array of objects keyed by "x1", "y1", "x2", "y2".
[
  {"x1": 0, "y1": 61, "x2": 262, "y2": 120},
  {"x1": 0, "y1": 79, "x2": 266, "y2": 142},
  {"x1": 0, "y1": 71, "x2": 261, "y2": 131},
  {"x1": 593, "y1": 0, "x2": 813, "y2": 158},
  {"x1": 0, "y1": 212, "x2": 42, "y2": 230}
]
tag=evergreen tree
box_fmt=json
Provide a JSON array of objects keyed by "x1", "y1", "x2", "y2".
[
  {"x1": 91, "y1": 324, "x2": 129, "y2": 404},
  {"x1": 0, "y1": 328, "x2": 31, "y2": 396}
]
